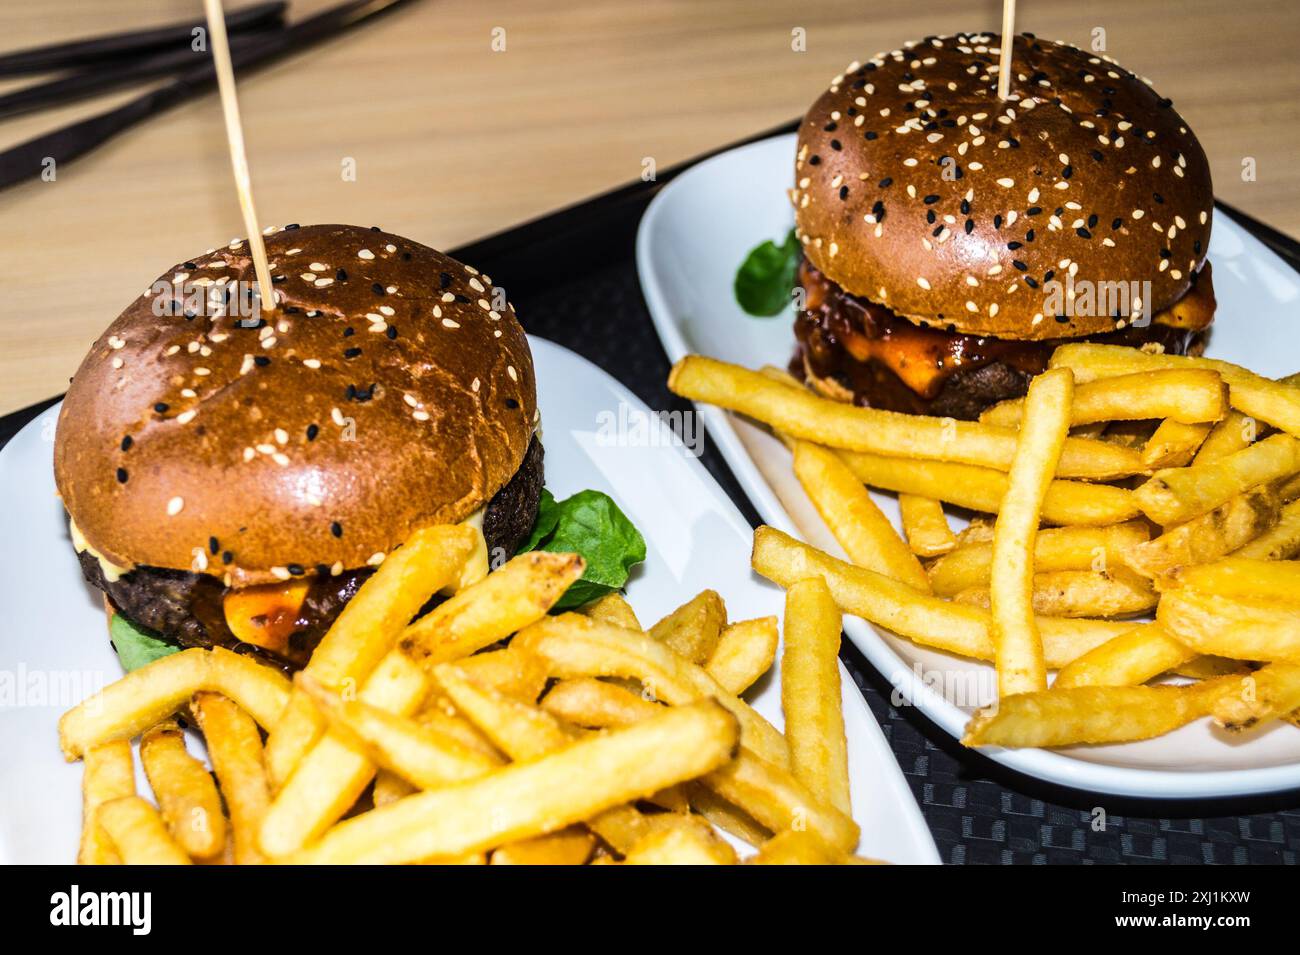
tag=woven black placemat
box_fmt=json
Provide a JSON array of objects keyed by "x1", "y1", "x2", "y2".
[{"x1": 5, "y1": 123, "x2": 1298, "y2": 863}]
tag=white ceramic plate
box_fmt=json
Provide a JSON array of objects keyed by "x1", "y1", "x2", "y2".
[
  {"x1": 0, "y1": 335, "x2": 938, "y2": 864},
  {"x1": 637, "y1": 132, "x2": 1300, "y2": 799}
]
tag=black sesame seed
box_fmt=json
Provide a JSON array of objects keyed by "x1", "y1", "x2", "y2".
[
  {"x1": 372, "y1": 283, "x2": 386, "y2": 295},
  {"x1": 1111, "y1": 217, "x2": 1123, "y2": 230},
  {"x1": 116, "y1": 467, "x2": 128, "y2": 484},
  {"x1": 306, "y1": 423, "x2": 319, "y2": 441},
  {"x1": 923, "y1": 194, "x2": 940, "y2": 205},
  {"x1": 1044, "y1": 270, "x2": 1055, "y2": 282},
  {"x1": 120, "y1": 435, "x2": 133, "y2": 452},
  {"x1": 316, "y1": 564, "x2": 331, "y2": 577},
  {"x1": 287, "y1": 564, "x2": 305, "y2": 576},
  {"x1": 343, "y1": 327, "x2": 355, "y2": 337},
  {"x1": 401, "y1": 252, "x2": 412, "y2": 261},
  {"x1": 1087, "y1": 214, "x2": 1098, "y2": 228},
  {"x1": 285, "y1": 223, "x2": 300, "y2": 230},
  {"x1": 1025, "y1": 229, "x2": 1035, "y2": 242},
  {"x1": 823, "y1": 122, "x2": 837, "y2": 132},
  {"x1": 154, "y1": 402, "x2": 169, "y2": 414},
  {"x1": 336, "y1": 268, "x2": 348, "y2": 282},
  {"x1": 1076, "y1": 228, "x2": 1092, "y2": 239},
  {"x1": 439, "y1": 272, "x2": 452, "y2": 289},
  {"x1": 964, "y1": 219, "x2": 974, "y2": 234},
  {"x1": 1012, "y1": 260, "x2": 1028, "y2": 271},
  {"x1": 209, "y1": 536, "x2": 219, "y2": 555},
  {"x1": 829, "y1": 139, "x2": 842, "y2": 151},
  {"x1": 865, "y1": 131, "x2": 878, "y2": 141},
  {"x1": 1007, "y1": 241, "x2": 1023, "y2": 250},
  {"x1": 993, "y1": 214, "x2": 1003, "y2": 229},
  {"x1": 926, "y1": 210, "x2": 937, "y2": 224},
  {"x1": 504, "y1": 398, "x2": 520, "y2": 409},
  {"x1": 1026, "y1": 206, "x2": 1042, "y2": 216},
  {"x1": 222, "y1": 551, "x2": 233, "y2": 565},
  {"x1": 344, "y1": 347, "x2": 362, "y2": 359},
  {"x1": 331, "y1": 521, "x2": 343, "y2": 538},
  {"x1": 809, "y1": 155, "x2": 821, "y2": 165},
  {"x1": 839, "y1": 186, "x2": 849, "y2": 200},
  {"x1": 1054, "y1": 314, "x2": 1071, "y2": 324},
  {"x1": 878, "y1": 177, "x2": 893, "y2": 188},
  {"x1": 386, "y1": 326, "x2": 397, "y2": 340},
  {"x1": 1024, "y1": 276, "x2": 1039, "y2": 289},
  {"x1": 254, "y1": 355, "x2": 271, "y2": 367}
]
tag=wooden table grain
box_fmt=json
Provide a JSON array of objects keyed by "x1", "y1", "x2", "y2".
[{"x1": 1, "y1": 0, "x2": 1297, "y2": 413}]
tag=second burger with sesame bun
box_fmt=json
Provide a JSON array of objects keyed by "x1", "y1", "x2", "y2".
[
  {"x1": 55, "y1": 224, "x2": 561, "y2": 673},
  {"x1": 777, "y1": 32, "x2": 1216, "y2": 419}
]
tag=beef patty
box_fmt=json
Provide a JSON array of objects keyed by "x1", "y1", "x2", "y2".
[{"x1": 82, "y1": 436, "x2": 545, "y2": 671}]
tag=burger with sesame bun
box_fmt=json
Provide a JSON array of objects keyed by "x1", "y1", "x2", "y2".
[
  {"x1": 738, "y1": 32, "x2": 1216, "y2": 419},
  {"x1": 54, "y1": 224, "x2": 643, "y2": 673}
]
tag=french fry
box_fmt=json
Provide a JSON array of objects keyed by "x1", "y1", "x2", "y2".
[
  {"x1": 704, "y1": 616, "x2": 779, "y2": 695},
  {"x1": 648, "y1": 590, "x2": 727, "y2": 665},
  {"x1": 982, "y1": 369, "x2": 1228, "y2": 428},
  {"x1": 750, "y1": 829, "x2": 866, "y2": 865},
  {"x1": 578, "y1": 592, "x2": 641, "y2": 630},
  {"x1": 1053, "y1": 624, "x2": 1195, "y2": 689},
  {"x1": 1211, "y1": 663, "x2": 1300, "y2": 732},
  {"x1": 668, "y1": 355, "x2": 1142, "y2": 479},
  {"x1": 962, "y1": 678, "x2": 1236, "y2": 748},
  {"x1": 686, "y1": 783, "x2": 771, "y2": 848},
  {"x1": 140, "y1": 719, "x2": 226, "y2": 860},
  {"x1": 289, "y1": 700, "x2": 741, "y2": 864},
  {"x1": 926, "y1": 522, "x2": 1149, "y2": 597},
  {"x1": 1125, "y1": 486, "x2": 1280, "y2": 581},
  {"x1": 540, "y1": 677, "x2": 664, "y2": 727},
  {"x1": 264, "y1": 524, "x2": 480, "y2": 789},
  {"x1": 59, "y1": 647, "x2": 291, "y2": 761},
  {"x1": 1158, "y1": 590, "x2": 1300, "y2": 664},
  {"x1": 752, "y1": 526, "x2": 1133, "y2": 666},
  {"x1": 513, "y1": 614, "x2": 790, "y2": 768},
  {"x1": 192, "y1": 692, "x2": 270, "y2": 865},
  {"x1": 1168, "y1": 555, "x2": 1300, "y2": 602},
  {"x1": 955, "y1": 569, "x2": 1156, "y2": 618},
  {"x1": 97, "y1": 796, "x2": 192, "y2": 865},
  {"x1": 1169, "y1": 657, "x2": 1251, "y2": 681},
  {"x1": 838, "y1": 449, "x2": 1140, "y2": 526},
  {"x1": 491, "y1": 826, "x2": 597, "y2": 865},
  {"x1": 78, "y1": 740, "x2": 135, "y2": 865},
  {"x1": 1134, "y1": 433, "x2": 1300, "y2": 526},
  {"x1": 621, "y1": 819, "x2": 737, "y2": 865},
  {"x1": 792, "y1": 439, "x2": 931, "y2": 590},
  {"x1": 897, "y1": 494, "x2": 958, "y2": 558},
  {"x1": 400, "y1": 551, "x2": 585, "y2": 667},
  {"x1": 990, "y1": 367, "x2": 1073, "y2": 696},
  {"x1": 1142, "y1": 419, "x2": 1213, "y2": 469},
  {"x1": 1049, "y1": 343, "x2": 1300, "y2": 439},
  {"x1": 1230, "y1": 497, "x2": 1300, "y2": 560},
  {"x1": 781, "y1": 578, "x2": 850, "y2": 814},
  {"x1": 414, "y1": 700, "x2": 504, "y2": 760},
  {"x1": 1194, "y1": 410, "x2": 1256, "y2": 464},
  {"x1": 453, "y1": 647, "x2": 550, "y2": 704}
]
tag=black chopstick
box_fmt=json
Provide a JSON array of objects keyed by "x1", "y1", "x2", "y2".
[{"x1": 0, "y1": 1, "x2": 287, "y2": 76}]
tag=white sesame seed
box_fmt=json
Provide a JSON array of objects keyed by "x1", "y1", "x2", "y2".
[
  {"x1": 442, "y1": 319, "x2": 460, "y2": 329},
  {"x1": 331, "y1": 407, "x2": 345, "y2": 426},
  {"x1": 916, "y1": 277, "x2": 931, "y2": 290},
  {"x1": 508, "y1": 365, "x2": 518, "y2": 381},
  {"x1": 412, "y1": 410, "x2": 430, "y2": 421},
  {"x1": 167, "y1": 496, "x2": 184, "y2": 516},
  {"x1": 367, "y1": 552, "x2": 386, "y2": 566},
  {"x1": 275, "y1": 428, "x2": 289, "y2": 445},
  {"x1": 996, "y1": 178, "x2": 1015, "y2": 188},
  {"x1": 271, "y1": 566, "x2": 291, "y2": 581},
  {"x1": 303, "y1": 358, "x2": 321, "y2": 369},
  {"x1": 272, "y1": 453, "x2": 290, "y2": 467},
  {"x1": 358, "y1": 248, "x2": 375, "y2": 260},
  {"x1": 177, "y1": 410, "x2": 197, "y2": 424},
  {"x1": 309, "y1": 262, "x2": 327, "y2": 272}
]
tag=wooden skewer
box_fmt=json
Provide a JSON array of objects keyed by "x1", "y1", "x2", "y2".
[
  {"x1": 998, "y1": 0, "x2": 1016, "y2": 101},
  {"x1": 204, "y1": 0, "x2": 275, "y2": 314}
]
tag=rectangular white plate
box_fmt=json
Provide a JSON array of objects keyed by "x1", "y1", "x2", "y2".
[
  {"x1": 637, "y1": 131, "x2": 1300, "y2": 799},
  {"x1": 0, "y1": 334, "x2": 939, "y2": 864}
]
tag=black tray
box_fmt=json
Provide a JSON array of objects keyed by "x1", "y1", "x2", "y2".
[{"x1": 6, "y1": 121, "x2": 1299, "y2": 863}]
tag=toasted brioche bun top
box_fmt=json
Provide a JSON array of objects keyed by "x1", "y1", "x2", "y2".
[
  {"x1": 793, "y1": 33, "x2": 1213, "y2": 339},
  {"x1": 54, "y1": 224, "x2": 536, "y2": 586}
]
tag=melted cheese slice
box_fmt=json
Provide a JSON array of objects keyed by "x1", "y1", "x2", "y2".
[{"x1": 69, "y1": 518, "x2": 133, "y2": 583}]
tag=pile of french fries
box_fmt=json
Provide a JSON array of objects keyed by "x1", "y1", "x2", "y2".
[
  {"x1": 62, "y1": 524, "x2": 877, "y2": 864},
  {"x1": 669, "y1": 342, "x2": 1300, "y2": 749}
]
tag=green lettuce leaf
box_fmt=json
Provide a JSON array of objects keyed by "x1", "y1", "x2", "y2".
[
  {"x1": 521, "y1": 489, "x2": 646, "y2": 611},
  {"x1": 734, "y1": 228, "x2": 800, "y2": 316},
  {"x1": 109, "y1": 612, "x2": 180, "y2": 672}
]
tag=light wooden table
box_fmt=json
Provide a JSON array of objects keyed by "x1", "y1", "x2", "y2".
[{"x1": 1, "y1": 0, "x2": 1297, "y2": 414}]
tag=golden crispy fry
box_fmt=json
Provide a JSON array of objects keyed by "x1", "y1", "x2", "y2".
[
  {"x1": 400, "y1": 551, "x2": 585, "y2": 667},
  {"x1": 453, "y1": 647, "x2": 550, "y2": 704},
  {"x1": 413, "y1": 701, "x2": 503, "y2": 759},
  {"x1": 578, "y1": 592, "x2": 641, "y2": 630},
  {"x1": 1232, "y1": 497, "x2": 1300, "y2": 560},
  {"x1": 1211, "y1": 663, "x2": 1300, "y2": 732},
  {"x1": 97, "y1": 796, "x2": 192, "y2": 865},
  {"x1": 1169, "y1": 657, "x2": 1251, "y2": 681},
  {"x1": 265, "y1": 524, "x2": 480, "y2": 789},
  {"x1": 752, "y1": 526, "x2": 1132, "y2": 666},
  {"x1": 1053, "y1": 624, "x2": 1195, "y2": 689},
  {"x1": 1125, "y1": 487, "x2": 1280, "y2": 581},
  {"x1": 1134, "y1": 433, "x2": 1300, "y2": 526},
  {"x1": 990, "y1": 367, "x2": 1073, "y2": 696},
  {"x1": 648, "y1": 590, "x2": 727, "y2": 665},
  {"x1": 59, "y1": 647, "x2": 291, "y2": 761},
  {"x1": 78, "y1": 740, "x2": 135, "y2": 865},
  {"x1": 491, "y1": 826, "x2": 596, "y2": 865},
  {"x1": 1158, "y1": 590, "x2": 1300, "y2": 663},
  {"x1": 540, "y1": 677, "x2": 664, "y2": 727},
  {"x1": 372, "y1": 769, "x2": 416, "y2": 807},
  {"x1": 668, "y1": 355, "x2": 1141, "y2": 479},
  {"x1": 704, "y1": 616, "x2": 779, "y2": 695},
  {"x1": 982, "y1": 369, "x2": 1228, "y2": 428},
  {"x1": 1049, "y1": 343, "x2": 1300, "y2": 439},
  {"x1": 1142, "y1": 419, "x2": 1213, "y2": 469},
  {"x1": 140, "y1": 719, "x2": 226, "y2": 860},
  {"x1": 1195, "y1": 410, "x2": 1256, "y2": 464},
  {"x1": 289, "y1": 700, "x2": 740, "y2": 864},
  {"x1": 781, "y1": 578, "x2": 850, "y2": 814},
  {"x1": 838, "y1": 449, "x2": 1139, "y2": 526},
  {"x1": 962, "y1": 678, "x2": 1236, "y2": 748},
  {"x1": 1168, "y1": 556, "x2": 1300, "y2": 601},
  {"x1": 927, "y1": 522, "x2": 1149, "y2": 597},
  {"x1": 621, "y1": 819, "x2": 737, "y2": 865},
  {"x1": 792, "y1": 439, "x2": 930, "y2": 590},
  {"x1": 514, "y1": 614, "x2": 789, "y2": 768},
  {"x1": 955, "y1": 569, "x2": 1156, "y2": 619},
  {"x1": 750, "y1": 829, "x2": 878, "y2": 865},
  {"x1": 298, "y1": 672, "x2": 502, "y2": 788},
  {"x1": 686, "y1": 783, "x2": 771, "y2": 848},
  {"x1": 192, "y1": 692, "x2": 270, "y2": 865},
  {"x1": 897, "y1": 494, "x2": 957, "y2": 558}
]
